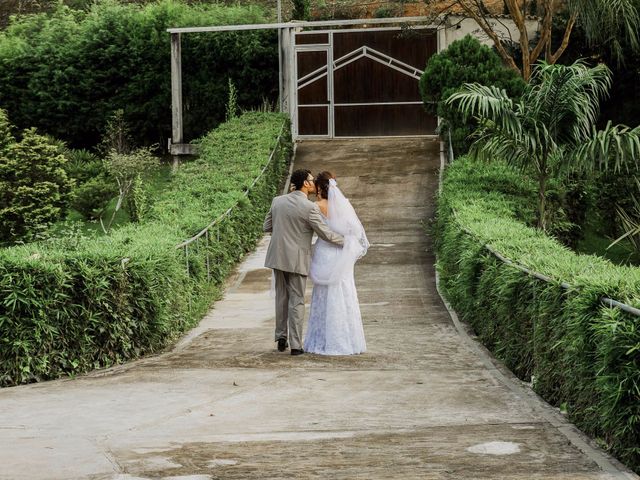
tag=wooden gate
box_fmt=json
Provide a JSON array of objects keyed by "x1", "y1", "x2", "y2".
[{"x1": 294, "y1": 28, "x2": 438, "y2": 138}]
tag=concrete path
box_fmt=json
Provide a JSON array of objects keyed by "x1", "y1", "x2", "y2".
[{"x1": 0, "y1": 139, "x2": 637, "y2": 480}]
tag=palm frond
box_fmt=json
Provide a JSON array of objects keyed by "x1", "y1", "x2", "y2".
[
  {"x1": 572, "y1": 122, "x2": 640, "y2": 173},
  {"x1": 608, "y1": 178, "x2": 640, "y2": 250},
  {"x1": 447, "y1": 84, "x2": 522, "y2": 138},
  {"x1": 570, "y1": 0, "x2": 640, "y2": 63},
  {"x1": 528, "y1": 61, "x2": 612, "y2": 144},
  {"x1": 469, "y1": 119, "x2": 541, "y2": 171}
]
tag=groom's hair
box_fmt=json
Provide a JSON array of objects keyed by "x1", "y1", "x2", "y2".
[{"x1": 290, "y1": 169, "x2": 311, "y2": 191}]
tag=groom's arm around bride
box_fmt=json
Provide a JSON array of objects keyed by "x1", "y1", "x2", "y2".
[
  {"x1": 264, "y1": 203, "x2": 343, "y2": 246},
  {"x1": 262, "y1": 170, "x2": 343, "y2": 278}
]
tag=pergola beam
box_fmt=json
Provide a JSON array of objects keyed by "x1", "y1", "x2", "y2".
[{"x1": 166, "y1": 16, "x2": 436, "y2": 34}]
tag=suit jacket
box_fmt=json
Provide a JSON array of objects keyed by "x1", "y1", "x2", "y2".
[{"x1": 263, "y1": 190, "x2": 344, "y2": 276}]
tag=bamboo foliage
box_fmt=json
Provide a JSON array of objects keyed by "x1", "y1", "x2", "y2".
[
  {"x1": 608, "y1": 177, "x2": 640, "y2": 251},
  {"x1": 0, "y1": 112, "x2": 291, "y2": 387}
]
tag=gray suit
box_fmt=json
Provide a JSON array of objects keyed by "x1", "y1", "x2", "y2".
[{"x1": 263, "y1": 190, "x2": 344, "y2": 350}]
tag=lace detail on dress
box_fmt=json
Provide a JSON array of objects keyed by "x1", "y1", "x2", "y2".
[{"x1": 304, "y1": 215, "x2": 366, "y2": 355}]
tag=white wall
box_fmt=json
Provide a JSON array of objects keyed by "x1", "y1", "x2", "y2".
[{"x1": 443, "y1": 14, "x2": 539, "y2": 50}]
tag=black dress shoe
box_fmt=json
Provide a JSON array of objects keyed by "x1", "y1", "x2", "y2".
[
  {"x1": 277, "y1": 338, "x2": 288, "y2": 352},
  {"x1": 290, "y1": 349, "x2": 304, "y2": 356}
]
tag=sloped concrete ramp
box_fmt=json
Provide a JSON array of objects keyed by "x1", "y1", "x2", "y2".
[{"x1": 0, "y1": 139, "x2": 636, "y2": 479}]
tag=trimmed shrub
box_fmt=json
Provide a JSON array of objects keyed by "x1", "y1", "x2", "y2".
[
  {"x1": 0, "y1": 112, "x2": 291, "y2": 387},
  {"x1": 64, "y1": 149, "x2": 117, "y2": 220},
  {"x1": 0, "y1": 127, "x2": 74, "y2": 243},
  {"x1": 0, "y1": 0, "x2": 278, "y2": 148},
  {"x1": 71, "y1": 176, "x2": 117, "y2": 220},
  {"x1": 436, "y1": 156, "x2": 640, "y2": 473},
  {"x1": 0, "y1": 108, "x2": 13, "y2": 152},
  {"x1": 419, "y1": 35, "x2": 525, "y2": 155}
]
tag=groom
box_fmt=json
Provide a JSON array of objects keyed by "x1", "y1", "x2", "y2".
[{"x1": 263, "y1": 169, "x2": 344, "y2": 355}]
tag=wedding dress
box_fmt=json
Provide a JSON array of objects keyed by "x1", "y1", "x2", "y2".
[{"x1": 304, "y1": 179, "x2": 369, "y2": 355}]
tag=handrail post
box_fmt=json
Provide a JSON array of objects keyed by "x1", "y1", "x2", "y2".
[
  {"x1": 205, "y1": 230, "x2": 211, "y2": 281},
  {"x1": 184, "y1": 244, "x2": 189, "y2": 277}
]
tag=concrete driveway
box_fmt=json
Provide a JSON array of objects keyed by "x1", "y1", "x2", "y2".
[{"x1": 0, "y1": 138, "x2": 636, "y2": 479}]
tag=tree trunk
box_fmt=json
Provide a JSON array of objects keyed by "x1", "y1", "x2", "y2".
[
  {"x1": 105, "y1": 191, "x2": 125, "y2": 233},
  {"x1": 458, "y1": 2, "x2": 522, "y2": 76},
  {"x1": 456, "y1": 0, "x2": 579, "y2": 81},
  {"x1": 102, "y1": 179, "x2": 130, "y2": 233}
]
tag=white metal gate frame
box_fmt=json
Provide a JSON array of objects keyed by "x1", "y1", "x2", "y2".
[
  {"x1": 167, "y1": 17, "x2": 445, "y2": 155},
  {"x1": 292, "y1": 25, "x2": 441, "y2": 139}
]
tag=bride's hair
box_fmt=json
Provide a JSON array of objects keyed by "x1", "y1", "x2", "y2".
[{"x1": 315, "y1": 171, "x2": 335, "y2": 199}]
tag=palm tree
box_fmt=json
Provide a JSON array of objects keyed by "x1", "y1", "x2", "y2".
[{"x1": 447, "y1": 60, "x2": 640, "y2": 231}]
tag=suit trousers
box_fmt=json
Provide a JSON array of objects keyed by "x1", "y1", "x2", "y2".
[{"x1": 273, "y1": 269, "x2": 307, "y2": 350}]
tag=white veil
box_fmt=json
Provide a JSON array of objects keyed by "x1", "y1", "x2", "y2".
[{"x1": 310, "y1": 179, "x2": 369, "y2": 285}]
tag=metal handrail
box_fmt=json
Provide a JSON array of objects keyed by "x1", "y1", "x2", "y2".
[
  {"x1": 175, "y1": 122, "x2": 287, "y2": 250},
  {"x1": 454, "y1": 215, "x2": 640, "y2": 317},
  {"x1": 443, "y1": 128, "x2": 639, "y2": 317}
]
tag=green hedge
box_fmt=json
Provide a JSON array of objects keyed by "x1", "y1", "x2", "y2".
[
  {"x1": 436, "y1": 157, "x2": 640, "y2": 472},
  {"x1": 0, "y1": 0, "x2": 278, "y2": 148},
  {"x1": 0, "y1": 111, "x2": 291, "y2": 387}
]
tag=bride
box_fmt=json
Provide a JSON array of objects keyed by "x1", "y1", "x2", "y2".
[{"x1": 304, "y1": 171, "x2": 369, "y2": 355}]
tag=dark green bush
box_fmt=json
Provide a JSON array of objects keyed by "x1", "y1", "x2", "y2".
[
  {"x1": 592, "y1": 171, "x2": 637, "y2": 239},
  {"x1": 71, "y1": 176, "x2": 117, "y2": 220},
  {"x1": 64, "y1": 149, "x2": 103, "y2": 183},
  {"x1": 64, "y1": 149, "x2": 117, "y2": 220},
  {"x1": 0, "y1": 0, "x2": 278, "y2": 148},
  {"x1": 0, "y1": 108, "x2": 12, "y2": 152},
  {"x1": 0, "y1": 111, "x2": 291, "y2": 387},
  {"x1": 292, "y1": 0, "x2": 311, "y2": 20},
  {"x1": 0, "y1": 126, "x2": 74, "y2": 243},
  {"x1": 373, "y1": 5, "x2": 399, "y2": 18},
  {"x1": 419, "y1": 35, "x2": 525, "y2": 155},
  {"x1": 544, "y1": 172, "x2": 595, "y2": 248},
  {"x1": 436, "y1": 156, "x2": 640, "y2": 473}
]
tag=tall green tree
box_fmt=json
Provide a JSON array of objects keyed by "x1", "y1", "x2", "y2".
[
  {"x1": 0, "y1": 1, "x2": 277, "y2": 148},
  {"x1": 447, "y1": 60, "x2": 640, "y2": 231}
]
